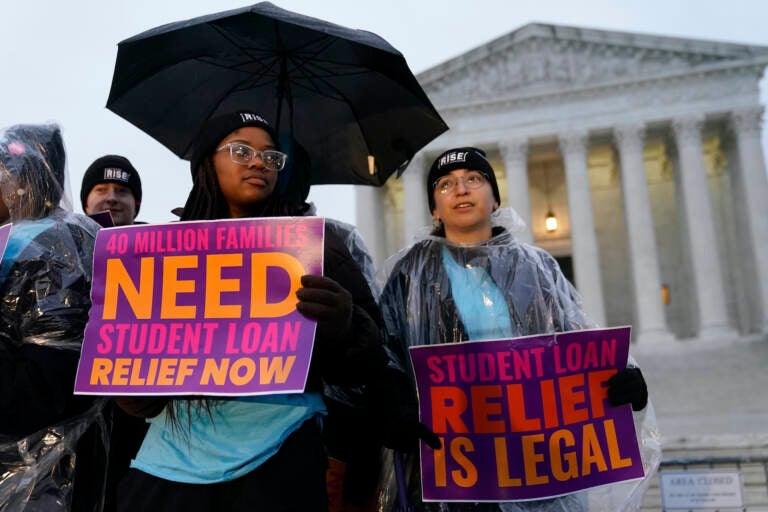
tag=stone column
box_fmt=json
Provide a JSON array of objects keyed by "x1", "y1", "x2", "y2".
[
  {"x1": 614, "y1": 123, "x2": 673, "y2": 343},
  {"x1": 354, "y1": 185, "x2": 386, "y2": 268},
  {"x1": 402, "y1": 153, "x2": 430, "y2": 244},
  {"x1": 499, "y1": 138, "x2": 534, "y2": 243},
  {"x1": 558, "y1": 130, "x2": 606, "y2": 325},
  {"x1": 672, "y1": 115, "x2": 734, "y2": 337},
  {"x1": 730, "y1": 107, "x2": 768, "y2": 333}
]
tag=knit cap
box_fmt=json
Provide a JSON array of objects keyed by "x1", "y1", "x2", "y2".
[
  {"x1": 80, "y1": 155, "x2": 142, "y2": 214},
  {"x1": 189, "y1": 111, "x2": 278, "y2": 173},
  {"x1": 426, "y1": 147, "x2": 500, "y2": 211}
]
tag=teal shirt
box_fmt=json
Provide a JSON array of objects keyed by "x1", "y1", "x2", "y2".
[
  {"x1": 441, "y1": 246, "x2": 514, "y2": 340},
  {"x1": 132, "y1": 392, "x2": 326, "y2": 483}
]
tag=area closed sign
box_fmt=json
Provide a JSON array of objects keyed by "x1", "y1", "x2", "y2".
[{"x1": 660, "y1": 469, "x2": 744, "y2": 509}]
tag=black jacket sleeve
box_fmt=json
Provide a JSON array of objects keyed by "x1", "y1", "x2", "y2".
[
  {"x1": 0, "y1": 342, "x2": 90, "y2": 436},
  {"x1": 309, "y1": 230, "x2": 388, "y2": 386}
]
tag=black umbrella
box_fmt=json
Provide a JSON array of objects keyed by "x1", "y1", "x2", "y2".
[{"x1": 106, "y1": 2, "x2": 448, "y2": 187}]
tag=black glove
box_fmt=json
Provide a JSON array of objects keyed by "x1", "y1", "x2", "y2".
[
  {"x1": 295, "y1": 275, "x2": 353, "y2": 337},
  {"x1": 364, "y1": 367, "x2": 442, "y2": 452},
  {"x1": 115, "y1": 396, "x2": 169, "y2": 418},
  {"x1": 379, "y1": 416, "x2": 442, "y2": 452},
  {"x1": 607, "y1": 367, "x2": 648, "y2": 411}
]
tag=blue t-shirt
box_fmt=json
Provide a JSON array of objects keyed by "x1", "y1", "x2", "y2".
[
  {"x1": 441, "y1": 246, "x2": 514, "y2": 340},
  {"x1": 0, "y1": 218, "x2": 55, "y2": 281},
  {"x1": 132, "y1": 392, "x2": 326, "y2": 483}
]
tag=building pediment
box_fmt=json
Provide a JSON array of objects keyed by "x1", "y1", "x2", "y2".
[{"x1": 419, "y1": 23, "x2": 768, "y2": 106}]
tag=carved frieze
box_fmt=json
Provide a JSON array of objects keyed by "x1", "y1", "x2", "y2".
[{"x1": 424, "y1": 37, "x2": 734, "y2": 104}]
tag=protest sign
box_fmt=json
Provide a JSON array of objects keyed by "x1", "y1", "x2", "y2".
[
  {"x1": 75, "y1": 216, "x2": 324, "y2": 396},
  {"x1": 409, "y1": 326, "x2": 644, "y2": 502},
  {"x1": 87, "y1": 210, "x2": 115, "y2": 228},
  {"x1": 0, "y1": 224, "x2": 11, "y2": 264}
]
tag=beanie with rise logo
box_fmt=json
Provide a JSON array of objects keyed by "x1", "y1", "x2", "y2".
[
  {"x1": 80, "y1": 155, "x2": 142, "y2": 214},
  {"x1": 426, "y1": 147, "x2": 500, "y2": 212}
]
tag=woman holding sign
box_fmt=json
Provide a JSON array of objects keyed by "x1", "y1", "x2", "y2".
[
  {"x1": 115, "y1": 111, "x2": 433, "y2": 511},
  {"x1": 377, "y1": 147, "x2": 660, "y2": 511}
]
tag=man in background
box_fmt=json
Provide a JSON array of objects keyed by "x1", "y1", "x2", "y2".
[
  {"x1": 80, "y1": 154, "x2": 142, "y2": 226},
  {"x1": 80, "y1": 154, "x2": 147, "y2": 511}
]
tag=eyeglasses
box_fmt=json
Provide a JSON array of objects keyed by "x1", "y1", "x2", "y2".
[
  {"x1": 216, "y1": 143, "x2": 287, "y2": 171},
  {"x1": 434, "y1": 171, "x2": 488, "y2": 194}
]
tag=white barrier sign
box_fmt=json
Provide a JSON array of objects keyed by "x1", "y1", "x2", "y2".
[{"x1": 660, "y1": 469, "x2": 744, "y2": 509}]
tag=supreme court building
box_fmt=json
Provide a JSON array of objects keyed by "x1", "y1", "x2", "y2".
[{"x1": 355, "y1": 23, "x2": 768, "y2": 344}]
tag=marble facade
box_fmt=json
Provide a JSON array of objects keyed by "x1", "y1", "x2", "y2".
[{"x1": 355, "y1": 23, "x2": 768, "y2": 342}]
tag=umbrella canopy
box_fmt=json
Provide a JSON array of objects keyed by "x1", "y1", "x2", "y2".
[{"x1": 106, "y1": 2, "x2": 448, "y2": 187}]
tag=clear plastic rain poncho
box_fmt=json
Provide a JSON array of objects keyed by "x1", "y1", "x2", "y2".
[
  {"x1": 324, "y1": 217, "x2": 381, "y2": 298},
  {"x1": 375, "y1": 208, "x2": 662, "y2": 512},
  {"x1": 0, "y1": 123, "x2": 108, "y2": 511},
  {"x1": 306, "y1": 211, "x2": 383, "y2": 409}
]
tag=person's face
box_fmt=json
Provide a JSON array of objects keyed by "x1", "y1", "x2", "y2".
[
  {"x1": 85, "y1": 183, "x2": 137, "y2": 226},
  {"x1": 431, "y1": 168, "x2": 498, "y2": 244},
  {"x1": 213, "y1": 127, "x2": 279, "y2": 218}
]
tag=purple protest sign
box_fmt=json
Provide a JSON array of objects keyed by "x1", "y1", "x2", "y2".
[
  {"x1": 0, "y1": 224, "x2": 11, "y2": 264},
  {"x1": 75, "y1": 217, "x2": 324, "y2": 396},
  {"x1": 87, "y1": 210, "x2": 115, "y2": 228},
  {"x1": 409, "y1": 326, "x2": 644, "y2": 502}
]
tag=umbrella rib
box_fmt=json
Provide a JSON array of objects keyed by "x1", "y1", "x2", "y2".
[
  {"x1": 196, "y1": 55, "x2": 278, "y2": 78},
  {"x1": 282, "y1": 32, "x2": 400, "y2": 78},
  {"x1": 292, "y1": 58, "x2": 375, "y2": 79},
  {"x1": 205, "y1": 24, "x2": 388, "y2": 83},
  {"x1": 288, "y1": 55, "x2": 389, "y2": 103},
  {"x1": 207, "y1": 23, "x2": 281, "y2": 76},
  {"x1": 286, "y1": 37, "x2": 403, "y2": 80},
  {"x1": 289, "y1": 61, "x2": 375, "y2": 152},
  {"x1": 288, "y1": 38, "x2": 383, "y2": 79},
  {"x1": 203, "y1": 23, "x2": 362, "y2": 86},
  {"x1": 287, "y1": 57, "x2": 342, "y2": 98},
  {"x1": 285, "y1": 44, "x2": 379, "y2": 100}
]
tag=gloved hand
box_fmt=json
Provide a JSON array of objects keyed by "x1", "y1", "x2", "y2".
[
  {"x1": 607, "y1": 367, "x2": 648, "y2": 411},
  {"x1": 364, "y1": 367, "x2": 442, "y2": 452},
  {"x1": 295, "y1": 275, "x2": 353, "y2": 337},
  {"x1": 115, "y1": 396, "x2": 169, "y2": 418},
  {"x1": 379, "y1": 416, "x2": 442, "y2": 452}
]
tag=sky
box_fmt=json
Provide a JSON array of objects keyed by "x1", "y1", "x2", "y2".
[{"x1": 2, "y1": 0, "x2": 767, "y2": 225}]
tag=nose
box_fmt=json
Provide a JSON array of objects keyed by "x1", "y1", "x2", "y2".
[
  {"x1": 454, "y1": 178, "x2": 469, "y2": 194},
  {"x1": 247, "y1": 153, "x2": 267, "y2": 171}
]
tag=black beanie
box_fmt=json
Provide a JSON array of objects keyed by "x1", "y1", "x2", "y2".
[
  {"x1": 81, "y1": 155, "x2": 142, "y2": 215},
  {"x1": 190, "y1": 111, "x2": 278, "y2": 174},
  {"x1": 426, "y1": 147, "x2": 500, "y2": 212}
]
